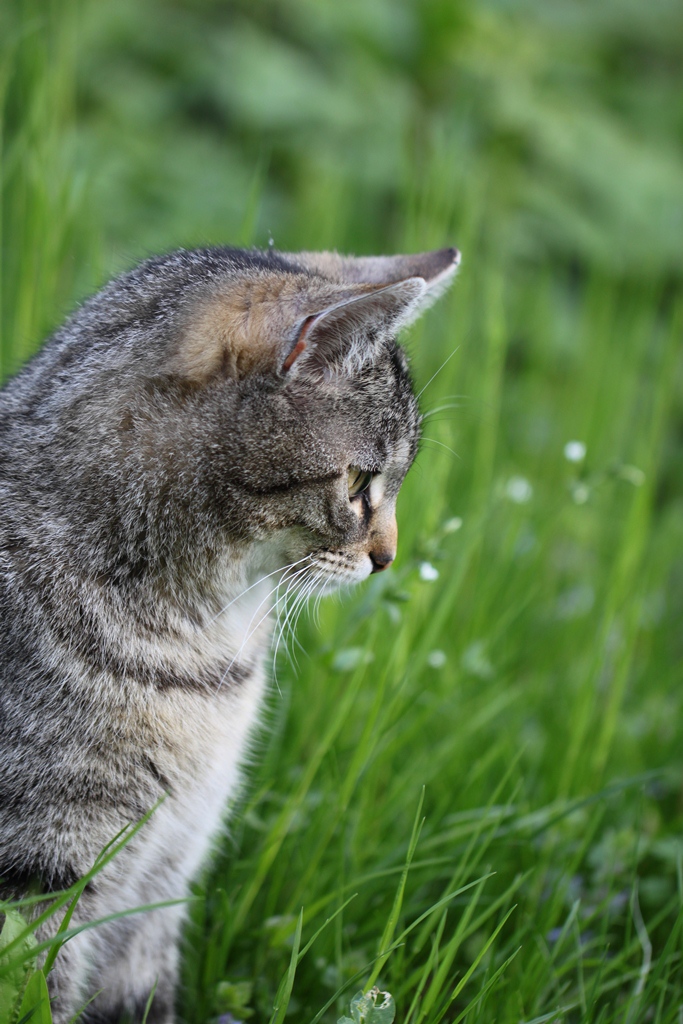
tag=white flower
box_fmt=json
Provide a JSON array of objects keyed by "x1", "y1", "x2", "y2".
[
  {"x1": 427, "y1": 649, "x2": 447, "y2": 668},
  {"x1": 461, "y1": 640, "x2": 494, "y2": 679},
  {"x1": 419, "y1": 562, "x2": 439, "y2": 581},
  {"x1": 564, "y1": 440, "x2": 587, "y2": 463},
  {"x1": 443, "y1": 516, "x2": 463, "y2": 533},
  {"x1": 332, "y1": 647, "x2": 374, "y2": 672},
  {"x1": 505, "y1": 476, "x2": 533, "y2": 504}
]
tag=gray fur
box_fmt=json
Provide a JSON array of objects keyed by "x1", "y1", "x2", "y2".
[{"x1": 0, "y1": 245, "x2": 459, "y2": 1022}]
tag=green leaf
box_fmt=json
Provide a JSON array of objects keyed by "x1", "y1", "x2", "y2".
[
  {"x1": 268, "y1": 908, "x2": 303, "y2": 1024},
  {"x1": 17, "y1": 970, "x2": 52, "y2": 1024},
  {"x1": 366, "y1": 790, "x2": 424, "y2": 990},
  {"x1": 139, "y1": 978, "x2": 157, "y2": 1024},
  {"x1": 215, "y1": 980, "x2": 254, "y2": 1019},
  {"x1": 0, "y1": 910, "x2": 38, "y2": 1024},
  {"x1": 0, "y1": 799, "x2": 168, "y2": 975}
]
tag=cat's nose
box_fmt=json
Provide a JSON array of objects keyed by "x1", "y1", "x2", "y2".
[
  {"x1": 369, "y1": 512, "x2": 397, "y2": 572},
  {"x1": 369, "y1": 550, "x2": 394, "y2": 573}
]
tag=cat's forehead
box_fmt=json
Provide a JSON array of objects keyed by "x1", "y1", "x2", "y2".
[{"x1": 319, "y1": 348, "x2": 421, "y2": 465}]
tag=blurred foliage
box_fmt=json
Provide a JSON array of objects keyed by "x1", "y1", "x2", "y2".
[
  {"x1": 1, "y1": 1, "x2": 683, "y2": 1021},
  {"x1": 70, "y1": 0, "x2": 683, "y2": 273},
  {"x1": 3, "y1": 0, "x2": 683, "y2": 301}
]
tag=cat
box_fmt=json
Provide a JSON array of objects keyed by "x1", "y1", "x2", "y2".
[{"x1": 0, "y1": 244, "x2": 459, "y2": 1023}]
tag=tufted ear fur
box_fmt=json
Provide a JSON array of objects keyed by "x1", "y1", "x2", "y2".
[{"x1": 282, "y1": 277, "x2": 427, "y2": 375}]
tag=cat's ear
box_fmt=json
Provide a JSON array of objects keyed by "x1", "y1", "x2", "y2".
[
  {"x1": 176, "y1": 247, "x2": 460, "y2": 383},
  {"x1": 280, "y1": 248, "x2": 460, "y2": 375},
  {"x1": 285, "y1": 247, "x2": 461, "y2": 309},
  {"x1": 281, "y1": 277, "x2": 427, "y2": 375}
]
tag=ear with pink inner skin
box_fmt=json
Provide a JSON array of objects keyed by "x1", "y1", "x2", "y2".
[
  {"x1": 281, "y1": 277, "x2": 429, "y2": 374},
  {"x1": 281, "y1": 246, "x2": 460, "y2": 374}
]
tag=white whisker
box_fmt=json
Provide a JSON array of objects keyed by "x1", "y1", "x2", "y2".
[
  {"x1": 204, "y1": 553, "x2": 312, "y2": 628},
  {"x1": 289, "y1": 571, "x2": 325, "y2": 665},
  {"x1": 272, "y1": 564, "x2": 328, "y2": 677},
  {"x1": 282, "y1": 569, "x2": 318, "y2": 662},
  {"x1": 272, "y1": 565, "x2": 311, "y2": 675},
  {"x1": 420, "y1": 402, "x2": 464, "y2": 421},
  {"x1": 416, "y1": 347, "x2": 459, "y2": 400},
  {"x1": 216, "y1": 560, "x2": 313, "y2": 691},
  {"x1": 420, "y1": 437, "x2": 461, "y2": 460}
]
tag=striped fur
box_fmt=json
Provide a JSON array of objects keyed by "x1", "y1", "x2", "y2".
[{"x1": 0, "y1": 245, "x2": 458, "y2": 1022}]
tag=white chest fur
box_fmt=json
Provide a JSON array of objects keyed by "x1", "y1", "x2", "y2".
[
  {"x1": 67, "y1": 568, "x2": 278, "y2": 1006},
  {"x1": 142, "y1": 567, "x2": 280, "y2": 889}
]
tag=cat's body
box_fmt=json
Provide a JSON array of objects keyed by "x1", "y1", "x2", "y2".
[{"x1": 0, "y1": 245, "x2": 459, "y2": 1022}]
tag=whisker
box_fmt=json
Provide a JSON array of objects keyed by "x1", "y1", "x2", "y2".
[
  {"x1": 277, "y1": 592, "x2": 304, "y2": 671},
  {"x1": 416, "y1": 347, "x2": 460, "y2": 400},
  {"x1": 275, "y1": 565, "x2": 327, "y2": 676},
  {"x1": 313, "y1": 583, "x2": 325, "y2": 627},
  {"x1": 419, "y1": 437, "x2": 461, "y2": 460},
  {"x1": 283, "y1": 570, "x2": 320, "y2": 666},
  {"x1": 204, "y1": 554, "x2": 312, "y2": 628},
  {"x1": 272, "y1": 566, "x2": 311, "y2": 675},
  {"x1": 225, "y1": 580, "x2": 295, "y2": 692},
  {"x1": 216, "y1": 561, "x2": 313, "y2": 691},
  {"x1": 420, "y1": 403, "x2": 464, "y2": 421},
  {"x1": 291, "y1": 570, "x2": 322, "y2": 638},
  {"x1": 216, "y1": 603, "x2": 272, "y2": 692}
]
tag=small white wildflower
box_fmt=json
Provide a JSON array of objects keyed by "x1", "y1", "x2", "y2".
[
  {"x1": 564, "y1": 440, "x2": 586, "y2": 463},
  {"x1": 386, "y1": 602, "x2": 401, "y2": 625},
  {"x1": 332, "y1": 647, "x2": 374, "y2": 672},
  {"x1": 427, "y1": 649, "x2": 447, "y2": 668},
  {"x1": 461, "y1": 640, "x2": 494, "y2": 680},
  {"x1": 572, "y1": 483, "x2": 590, "y2": 504},
  {"x1": 339, "y1": 988, "x2": 396, "y2": 1024},
  {"x1": 419, "y1": 561, "x2": 439, "y2": 581},
  {"x1": 505, "y1": 476, "x2": 533, "y2": 504},
  {"x1": 619, "y1": 464, "x2": 645, "y2": 486},
  {"x1": 443, "y1": 516, "x2": 463, "y2": 533}
]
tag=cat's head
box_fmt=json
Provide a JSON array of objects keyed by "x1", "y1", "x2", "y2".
[
  {"x1": 165, "y1": 246, "x2": 460, "y2": 591},
  {"x1": 46, "y1": 245, "x2": 459, "y2": 594}
]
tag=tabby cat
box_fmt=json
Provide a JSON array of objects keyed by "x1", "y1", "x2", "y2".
[{"x1": 0, "y1": 244, "x2": 459, "y2": 1022}]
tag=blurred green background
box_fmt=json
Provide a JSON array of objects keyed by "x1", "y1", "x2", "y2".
[
  {"x1": 1, "y1": 1, "x2": 682, "y2": 1022},
  {"x1": 3, "y1": 0, "x2": 683, "y2": 369}
]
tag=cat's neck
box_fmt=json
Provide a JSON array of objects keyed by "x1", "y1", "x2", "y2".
[{"x1": 37, "y1": 537, "x2": 294, "y2": 695}]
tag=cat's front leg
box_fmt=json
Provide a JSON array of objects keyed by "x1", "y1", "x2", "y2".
[{"x1": 46, "y1": 901, "x2": 184, "y2": 1024}]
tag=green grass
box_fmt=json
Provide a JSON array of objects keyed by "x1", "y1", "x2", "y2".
[
  {"x1": 2, "y1": 1, "x2": 683, "y2": 1022},
  {"x1": 176, "y1": 271, "x2": 683, "y2": 1023}
]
